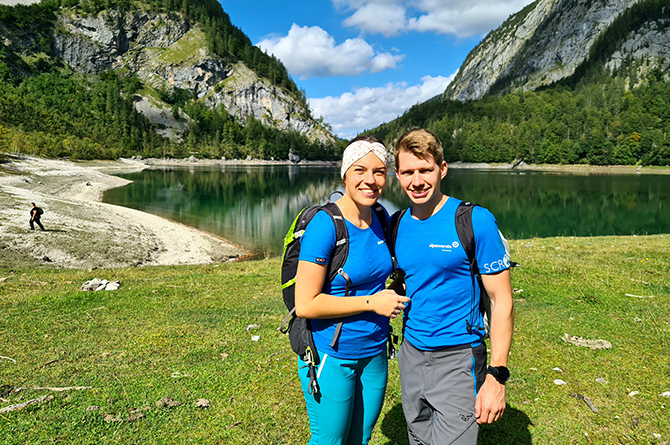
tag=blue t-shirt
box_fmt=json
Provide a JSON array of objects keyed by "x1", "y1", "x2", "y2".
[
  {"x1": 395, "y1": 197, "x2": 509, "y2": 350},
  {"x1": 299, "y1": 207, "x2": 393, "y2": 359}
]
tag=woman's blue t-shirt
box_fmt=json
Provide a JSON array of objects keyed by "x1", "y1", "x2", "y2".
[
  {"x1": 395, "y1": 197, "x2": 509, "y2": 350},
  {"x1": 298, "y1": 207, "x2": 393, "y2": 359}
]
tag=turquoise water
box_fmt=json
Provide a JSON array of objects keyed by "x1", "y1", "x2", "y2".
[{"x1": 102, "y1": 165, "x2": 670, "y2": 256}]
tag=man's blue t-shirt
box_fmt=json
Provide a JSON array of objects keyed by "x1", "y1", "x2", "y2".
[
  {"x1": 395, "y1": 197, "x2": 509, "y2": 350},
  {"x1": 299, "y1": 207, "x2": 393, "y2": 359}
]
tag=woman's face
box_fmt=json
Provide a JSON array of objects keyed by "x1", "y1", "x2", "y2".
[{"x1": 342, "y1": 152, "x2": 387, "y2": 208}]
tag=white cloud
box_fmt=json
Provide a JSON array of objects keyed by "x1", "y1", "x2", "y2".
[
  {"x1": 343, "y1": 3, "x2": 408, "y2": 37},
  {"x1": 309, "y1": 74, "x2": 455, "y2": 139},
  {"x1": 334, "y1": 0, "x2": 535, "y2": 38},
  {"x1": 333, "y1": 0, "x2": 402, "y2": 10},
  {"x1": 257, "y1": 24, "x2": 404, "y2": 79},
  {"x1": 408, "y1": 0, "x2": 535, "y2": 38}
]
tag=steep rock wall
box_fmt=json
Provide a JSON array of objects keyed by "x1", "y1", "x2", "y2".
[
  {"x1": 50, "y1": 9, "x2": 334, "y2": 144},
  {"x1": 444, "y1": 0, "x2": 649, "y2": 101}
]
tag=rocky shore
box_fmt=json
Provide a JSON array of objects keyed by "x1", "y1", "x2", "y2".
[
  {"x1": 2, "y1": 154, "x2": 667, "y2": 270},
  {"x1": 0, "y1": 155, "x2": 246, "y2": 269}
]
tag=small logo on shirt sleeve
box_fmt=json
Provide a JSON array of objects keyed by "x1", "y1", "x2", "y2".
[{"x1": 315, "y1": 257, "x2": 327, "y2": 264}]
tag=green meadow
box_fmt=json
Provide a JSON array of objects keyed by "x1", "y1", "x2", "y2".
[{"x1": 1, "y1": 235, "x2": 668, "y2": 444}]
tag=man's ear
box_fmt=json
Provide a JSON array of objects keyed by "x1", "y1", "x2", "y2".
[{"x1": 440, "y1": 161, "x2": 448, "y2": 180}]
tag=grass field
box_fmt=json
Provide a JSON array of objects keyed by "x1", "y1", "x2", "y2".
[{"x1": 1, "y1": 235, "x2": 668, "y2": 444}]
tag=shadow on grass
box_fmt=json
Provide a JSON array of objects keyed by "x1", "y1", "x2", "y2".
[
  {"x1": 380, "y1": 403, "x2": 532, "y2": 445},
  {"x1": 380, "y1": 402, "x2": 410, "y2": 445},
  {"x1": 479, "y1": 406, "x2": 532, "y2": 444}
]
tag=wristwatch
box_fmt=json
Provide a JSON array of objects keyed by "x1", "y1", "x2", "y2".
[{"x1": 487, "y1": 365, "x2": 510, "y2": 384}]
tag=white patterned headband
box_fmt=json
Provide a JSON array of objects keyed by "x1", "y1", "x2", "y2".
[{"x1": 340, "y1": 140, "x2": 388, "y2": 178}]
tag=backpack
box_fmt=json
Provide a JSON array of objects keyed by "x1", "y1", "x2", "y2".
[
  {"x1": 455, "y1": 201, "x2": 516, "y2": 336},
  {"x1": 389, "y1": 201, "x2": 516, "y2": 338},
  {"x1": 279, "y1": 194, "x2": 389, "y2": 396},
  {"x1": 36, "y1": 207, "x2": 44, "y2": 216}
]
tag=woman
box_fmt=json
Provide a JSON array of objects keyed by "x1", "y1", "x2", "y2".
[{"x1": 295, "y1": 136, "x2": 410, "y2": 445}]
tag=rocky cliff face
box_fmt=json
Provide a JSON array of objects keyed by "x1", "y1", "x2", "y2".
[
  {"x1": 443, "y1": 0, "x2": 666, "y2": 101},
  {"x1": 50, "y1": 9, "x2": 335, "y2": 144}
]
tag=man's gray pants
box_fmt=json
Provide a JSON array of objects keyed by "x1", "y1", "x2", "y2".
[{"x1": 398, "y1": 339, "x2": 487, "y2": 445}]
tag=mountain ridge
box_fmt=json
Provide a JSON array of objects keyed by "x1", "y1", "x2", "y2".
[
  {"x1": 0, "y1": 0, "x2": 338, "y2": 161},
  {"x1": 444, "y1": 0, "x2": 669, "y2": 101}
]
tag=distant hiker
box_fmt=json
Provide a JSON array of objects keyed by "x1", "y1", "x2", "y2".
[
  {"x1": 293, "y1": 136, "x2": 409, "y2": 444},
  {"x1": 29, "y1": 202, "x2": 45, "y2": 231},
  {"x1": 391, "y1": 129, "x2": 514, "y2": 445}
]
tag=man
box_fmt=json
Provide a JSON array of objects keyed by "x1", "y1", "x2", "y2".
[
  {"x1": 392, "y1": 129, "x2": 514, "y2": 444},
  {"x1": 29, "y1": 202, "x2": 45, "y2": 231}
]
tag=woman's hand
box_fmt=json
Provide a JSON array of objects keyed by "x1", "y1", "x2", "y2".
[{"x1": 369, "y1": 289, "x2": 410, "y2": 318}]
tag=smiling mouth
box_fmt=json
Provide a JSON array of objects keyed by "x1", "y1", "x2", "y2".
[
  {"x1": 360, "y1": 188, "x2": 378, "y2": 196},
  {"x1": 410, "y1": 189, "x2": 429, "y2": 198}
]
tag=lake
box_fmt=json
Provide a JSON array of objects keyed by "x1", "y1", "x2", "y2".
[{"x1": 102, "y1": 164, "x2": 670, "y2": 256}]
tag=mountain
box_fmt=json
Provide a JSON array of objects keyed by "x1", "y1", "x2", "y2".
[
  {"x1": 444, "y1": 0, "x2": 670, "y2": 101},
  {"x1": 0, "y1": 0, "x2": 338, "y2": 161},
  {"x1": 366, "y1": 0, "x2": 670, "y2": 167}
]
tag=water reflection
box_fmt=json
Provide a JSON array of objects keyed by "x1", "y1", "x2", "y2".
[{"x1": 102, "y1": 165, "x2": 670, "y2": 255}]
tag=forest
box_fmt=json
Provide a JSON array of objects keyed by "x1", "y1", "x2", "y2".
[
  {"x1": 2, "y1": 0, "x2": 670, "y2": 165},
  {"x1": 0, "y1": 69, "x2": 339, "y2": 161},
  {"x1": 368, "y1": 0, "x2": 670, "y2": 166},
  {"x1": 0, "y1": 0, "x2": 340, "y2": 161},
  {"x1": 368, "y1": 69, "x2": 670, "y2": 166}
]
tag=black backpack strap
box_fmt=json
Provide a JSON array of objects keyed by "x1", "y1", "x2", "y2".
[
  {"x1": 320, "y1": 202, "x2": 349, "y2": 284},
  {"x1": 371, "y1": 202, "x2": 389, "y2": 241},
  {"x1": 325, "y1": 202, "x2": 387, "y2": 349},
  {"x1": 389, "y1": 208, "x2": 408, "y2": 272},
  {"x1": 386, "y1": 208, "x2": 408, "y2": 356},
  {"x1": 318, "y1": 202, "x2": 350, "y2": 349},
  {"x1": 455, "y1": 202, "x2": 478, "y2": 272},
  {"x1": 455, "y1": 201, "x2": 487, "y2": 336}
]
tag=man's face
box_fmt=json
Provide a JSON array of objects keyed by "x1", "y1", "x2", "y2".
[{"x1": 395, "y1": 151, "x2": 448, "y2": 206}]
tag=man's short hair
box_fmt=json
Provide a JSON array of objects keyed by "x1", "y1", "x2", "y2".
[
  {"x1": 349, "y1": 134, "x2": 384, "y2": 145},
  {"x1": 394, "y1": 129, "x2": 444, "y2": 167}
]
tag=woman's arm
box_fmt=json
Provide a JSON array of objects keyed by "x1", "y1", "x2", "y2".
[{"x1": 294, "y1": 260, "x2": 409, "y2": 320}]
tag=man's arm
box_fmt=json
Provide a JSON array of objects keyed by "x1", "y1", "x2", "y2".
[{"x1": 475, "y1": 269, "x2": 514, "y2": 424}]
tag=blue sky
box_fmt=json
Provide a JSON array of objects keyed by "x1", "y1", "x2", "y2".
[{"x1": 221, "y1": 0, "x2": 535, "y2": 139}]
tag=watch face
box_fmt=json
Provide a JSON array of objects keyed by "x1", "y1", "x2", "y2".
[
  {"x1": 489, "y1": 366, "x2": 510, "y2": 383},
  {"x1": 497, "y1": 366, "x2": 510, "y2": 383}
]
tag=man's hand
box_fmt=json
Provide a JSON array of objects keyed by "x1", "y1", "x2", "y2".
[{"x1": 475, "y1": 374, "x2": 506, "y2": 424}]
